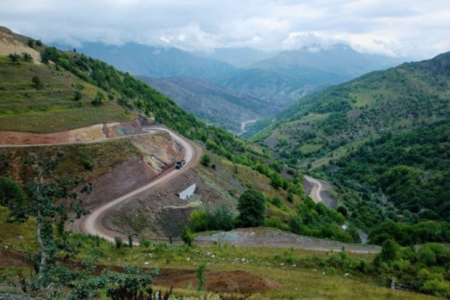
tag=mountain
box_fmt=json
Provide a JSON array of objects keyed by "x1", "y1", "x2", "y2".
[
  {"x1": 215, "y1": 44, "x2": 404, "y2": 107},
  {"x1": 137, "y1": 76, "x2": 274, "y2": 133},
  {"x1": 193, "y1": 47, "x2": 277, "y2": 67},
  {"x1": 253, "y1": 51, "x2": 450, "y2": 234},
  {"x1": 69, "y1": 42, "x2": 236, "y2": 80},
  {"x1": 2, "y1": 26, "x2": 450, "y2": 300},
  {"x1": 251, "y1": 44, "x2": 402, "y2": 78}
]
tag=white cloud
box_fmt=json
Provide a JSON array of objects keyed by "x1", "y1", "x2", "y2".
[{"x1": 0, "y1": 0, "x2": 449, "y2": 58}]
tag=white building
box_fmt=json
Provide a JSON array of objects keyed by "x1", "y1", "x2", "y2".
[{"x1": 178, "y1": 183, "x2": 196, "y2": 200}]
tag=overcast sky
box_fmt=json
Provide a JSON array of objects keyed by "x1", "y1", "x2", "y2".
[{"x1": 1, "y1": 0, "x2": 449, "y2": 59}]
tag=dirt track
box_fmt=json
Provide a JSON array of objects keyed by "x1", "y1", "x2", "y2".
[
  {"x1": 304, "y1": 175, "x2": 323, "y2": 203},
  {"x1": 1, "y1": 123, "x2": 377, "y2": 253},
  {"x1": 76, "y1": 127, "x2": 202, "y2": 244},
  {"x1": 196, "y1": 228, "x2": 381, "y2": 254}
]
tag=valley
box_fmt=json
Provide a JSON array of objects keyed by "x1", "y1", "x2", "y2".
[{"x1": 0, "y1": 21, "x2": 449, "y2": 300}]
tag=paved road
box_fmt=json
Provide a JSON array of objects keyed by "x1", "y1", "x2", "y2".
[
  {"x1": 76, "y1": 127, "x2": 201, "y2": 244},
  {"x1": 304, "y1": 175, "x2": 324, "y2": 203}
]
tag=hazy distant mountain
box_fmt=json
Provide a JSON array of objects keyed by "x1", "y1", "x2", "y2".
[
  {"x1": 251, "y1": 44, "x2": 403, "y2": 77},
  {"x1": 214, "y1": 44, "x2": 405, "y2": 107},
  {"x1": 194, "y1": 47, "x2": 277, "y2": 67},
  {"x1": 72, "y1": 42, "x2": 236, "y2": 80},
  {"x1": 138, "y1": 76, "x2": 276, "y2": 133}
]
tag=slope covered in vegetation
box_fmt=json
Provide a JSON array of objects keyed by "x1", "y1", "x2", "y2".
[
  {"x1": 254, "y1": 52, "x2": 450, "y2": 165},
  {"x1": 252, "y1": 51, "x2": 450, "y2": 245}
]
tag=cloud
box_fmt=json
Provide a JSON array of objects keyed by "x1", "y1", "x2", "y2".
[{"x1": 0, "y1": 0, "x2": 449, "y2": 58}]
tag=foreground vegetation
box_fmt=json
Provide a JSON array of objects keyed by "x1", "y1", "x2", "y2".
[{"x1": 1, "y1": 205, "x2": 448, "y2": 299}]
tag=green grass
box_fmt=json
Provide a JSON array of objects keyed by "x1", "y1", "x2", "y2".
[
  {"x1": 0, "y1": 138, "x2": 142, "y2": 183},
  {"x1": 300, "y1": 143, "x2": 322, "y2": 154},
  {"x1": 0, "y1": 59, "x2": 134, "y2": 132},
  {"x1": 0, "y1": 206, "x2": 442, "y2": 299}
]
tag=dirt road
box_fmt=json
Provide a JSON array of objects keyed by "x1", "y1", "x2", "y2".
[
  {"x1": 304, "y1": 175, "x2": 323, "y2": 203},
  {"x1": 196, "y1": 228, "x2": 381, "y2": 254},
  {"x1": 76, "y1": 127, "x2": 201, "y2": 244}
]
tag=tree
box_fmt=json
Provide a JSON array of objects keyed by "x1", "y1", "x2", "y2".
[
  {"x1": 201, "y1": 154, "x2": 211, "y2": 167},
  {"x1": 36, "y1": 39, "x2": 42, "y2": 46},
  {"x1": 0, "y1": 177, "x2": 27, "y2": 221},
  {"x1": 128, "y1": 234, "x2": 133, "y2": 248},
  {"x1": 22, "y1": 52, "x2": 33, "y2": 63},
  {"x1": 195, "y1": 264, "x2": 206, "y2": 291},
  {"x1": 236, "y1": 189, "x2": 266, "y2": 227},
  {"x1": 91, "y1": 91, "x2": 104, "y2": 106},
  {"x1": 337, "y1": 206, "x2": 348, "y2": 217},
  {"x1": 180, "y1": 227, "x2": 194, "y2": 246},
  {"x1": 73, "y1": 90, "x2": 82, "y2": 101},
  {"x1": 115, "y1": 236, "x2": 123, "y2": 249},
  {"x1": 379, "y1": 239, "x2": 400, "y2": 263},
  {"x1": 8, "y1": 53, "x2": 20, "y2": 64},
  {"x1": 9, "y1": 153, "x2": 91, "y2": 287},
  {"x1": 32, "y1": 75, "x2": 43, "y2": 89},
  {"x1": 27, "y1": 39, "x2": 34, "y2": 48}
]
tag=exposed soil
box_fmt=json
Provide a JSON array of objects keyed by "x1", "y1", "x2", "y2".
[
  {"x1": 102, "y1": 169, "x2": 227, "y2": 238},
  {"x1": 303, "y1": 176, "x2": 337, "y2": 208},
  {"x1": 0, "y1": 250, "x2": 282, "y2": 295},
  {"x1": 196, "y1": 228, "x2": 381, "y2": 253},
  {"x1": 0, "y1": 120, "x2": 142, "y2": 145},
  {"x1": 80, "y1": 157, "x2": 159, "y2": 209},
  {"x1": 154, "y1": 269, "x2": 283, "y2": 294},
  {"x1": 0, "y1": 29, "x2": 41, "y2": 65}
]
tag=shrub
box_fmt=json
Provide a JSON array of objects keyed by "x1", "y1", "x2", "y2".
[
  {"x1": 140, "y1": 237, "x2": 151, "y2": 248},
  {"x1": 128, "y1": 234, "x2": 133, "y2": 248},
  {"x1": 73, "y1": 90, "x2": 82, "y2": 101},
  {"x1": 180, "y1": 227, "x2": 194, "y2": 246},
  {"x1": 114, "y1": 236, "x2": 123, "y2": 249},
  {"x1": 195, "y1": 264, "x2": 206, "y2": 291},
  {"x1": 201, "y1": 154, "x2": 211, "y2": 167},
  {"x1": 31, "y1": 76, "x2": 43, "y2": 89}
]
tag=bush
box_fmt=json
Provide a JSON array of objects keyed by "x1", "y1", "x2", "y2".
[
  {"x1": 73, "y1": 90, "x2": 82, "y2": 101},
  {"x1": 0, "y1": 177, "x2": 27, "y2": 221},
  {"x1": 201, "y1": 154, "x2": 211, "y2": 167},
  {"x1": 31, "y1": 76, "x2": 43, "y2": 89},
  {"x1": 114, "y1": 236, "x2": 123, "y2": 249},
  {"x1": 189, "y1": 207, "x2": 234, "y2": 232},
  {"x1": 180, "y1": 227, "x2": 194, "y2": 246},
  {"x1": 196, "y1": 264, "x2": 206, "y2": 291},
  {"x1": 128, "y1": 234, "x2": 133, "y2": 248},
  {"x1": 140, "y1": 236, "x2": 151, "y2": 248}
]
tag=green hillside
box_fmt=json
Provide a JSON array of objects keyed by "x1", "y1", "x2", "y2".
[
  {"x1": 252, "y1": 51, "x2": 450, "y2": 245},
  {"x1": 0, "y1": 56, "x2": 134, "y2": 132},
  {"x1": 254, "y1": 52, "x2": 450, "y2": 166}
]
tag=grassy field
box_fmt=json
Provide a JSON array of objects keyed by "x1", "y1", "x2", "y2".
[
  {"x1": 0, "y1": 207, "x2": 441, "y2": 299},
  {"x1": 0, "y1": 138, "x2": 142, "y2": 183},
  {"x1": 0, "y1": 59, "x2": 134, "y2": 132}
]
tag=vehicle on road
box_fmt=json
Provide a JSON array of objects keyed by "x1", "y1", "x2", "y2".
[{"x1": 176, "y1": 159, "x2": 186, "y2": 169}]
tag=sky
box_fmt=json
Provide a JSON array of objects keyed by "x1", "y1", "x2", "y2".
[{"x1": 1, "y1": 0, "x2": 449, "y2": 59}]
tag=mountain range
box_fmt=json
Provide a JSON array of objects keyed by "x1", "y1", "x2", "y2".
[{"x1": 64, "y1": 42, "x2": 405, "y2": 133}]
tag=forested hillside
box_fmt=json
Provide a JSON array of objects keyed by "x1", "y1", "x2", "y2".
[
  {"x1": 326, "y1": 122, "x2": 450, "y2": 244},
  {"x1": 254, "y1": 51, "x2": 450, "y2": 166},
  {"x1": 253, "y1": 51, "x2": 450, "y2": 245},
  {"x1": 137, "y1": 76, "x2": 274, "y2": 133},
  {"x1": 68, "y1": 42, "x2": 236, "y2": 80}
]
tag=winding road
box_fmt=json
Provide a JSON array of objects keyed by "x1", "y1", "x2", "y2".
[
  {"x1": 74, "y1": 127, "x2": 201, "y2": 243},
  {"x1": 1, "y1": 125, "x2": 378, "y2": 252},
  {"x1": 304, "y1": 175, "x2": 324, "y2": 203}
]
